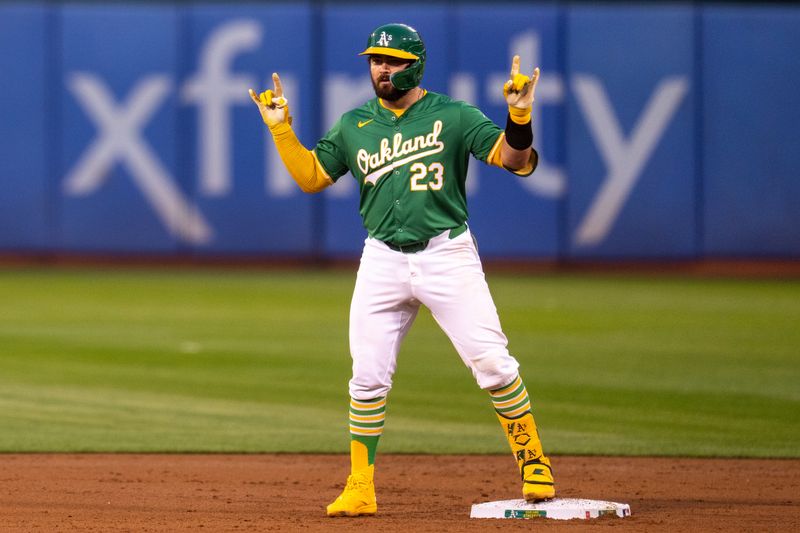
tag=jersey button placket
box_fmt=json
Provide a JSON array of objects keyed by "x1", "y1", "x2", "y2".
[{"x1": 391, "y1": 125, "x2": 406, "y2": 241}]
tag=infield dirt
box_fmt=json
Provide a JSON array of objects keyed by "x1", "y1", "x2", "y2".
[{"x1": 1, "y1": 454, "x2": 797, "y2": 532}]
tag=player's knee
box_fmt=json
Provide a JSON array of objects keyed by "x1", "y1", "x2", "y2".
[
  {"x1": 349, "y1": 376, "x2": 391, "y2": 400},
  {"x1": 471, "y1": 350, "x2": 520, "y2": 390}
]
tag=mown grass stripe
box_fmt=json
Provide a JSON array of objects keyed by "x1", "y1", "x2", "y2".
[{"x1": 1, "y1": 270, "x2": 798, "y2": 456}]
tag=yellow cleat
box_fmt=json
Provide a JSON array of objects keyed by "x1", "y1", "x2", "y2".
[
  {"x1": 522, "y1": 456, "x2": 556, "y2": 502},
  {"x1": 326, "y1": 465, "x2": 377, "y2": 517}
]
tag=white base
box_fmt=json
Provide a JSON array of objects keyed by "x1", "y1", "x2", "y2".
[{"x1": 470, "y1": 498, "x2": 631, "y2": 520}]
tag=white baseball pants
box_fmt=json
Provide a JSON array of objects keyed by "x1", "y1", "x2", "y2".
[{"x1": 348, "y1": 228, "x2": 520, "y2": 400}]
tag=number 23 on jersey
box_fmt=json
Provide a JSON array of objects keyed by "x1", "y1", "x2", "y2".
[{"x1": 409, "y1": 162, "x2": 444, "y2": 191}]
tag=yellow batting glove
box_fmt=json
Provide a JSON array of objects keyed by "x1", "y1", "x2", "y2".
[
  {"x1": 503, "y1": 55, "x2": 540, "y2": 125},
  {"x1": 249, "y1": 72, "x2": 292, "y2": 129}
]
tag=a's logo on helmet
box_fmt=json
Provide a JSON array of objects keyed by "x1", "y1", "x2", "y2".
[{"x1": 377, "y1": 31, "x2": 393, "y2": 47}]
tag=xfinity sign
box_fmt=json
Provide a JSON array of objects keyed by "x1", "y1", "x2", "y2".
[{"x1": 62, "y1": 17, "x2": 688, "y2": 250}]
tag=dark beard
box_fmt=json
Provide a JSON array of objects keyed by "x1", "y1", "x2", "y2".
[{"x1": 372, "y1": 76, "x2": 410, "y2": 101}]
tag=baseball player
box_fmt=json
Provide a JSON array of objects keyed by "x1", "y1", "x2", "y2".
[{"x1": 250, "y1": 22, "x2": 554, "y2": 517}]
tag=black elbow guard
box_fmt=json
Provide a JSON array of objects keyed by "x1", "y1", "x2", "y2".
[{"x1": 504, "y1": 114, "x2": 533, "y2": 150}]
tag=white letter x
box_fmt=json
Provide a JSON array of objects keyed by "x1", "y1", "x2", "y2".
[{"x1": 64, "y1": 73, "x2": 212, "y2": 244}]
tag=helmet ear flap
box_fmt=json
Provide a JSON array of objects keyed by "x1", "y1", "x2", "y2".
[{"x1": 390, "y1": 60, "x2": 425, "y2": 91}]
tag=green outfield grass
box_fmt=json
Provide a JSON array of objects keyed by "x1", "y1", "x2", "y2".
[{"x1": 0, "y1": 268, "x2": 797, "y2": 457}]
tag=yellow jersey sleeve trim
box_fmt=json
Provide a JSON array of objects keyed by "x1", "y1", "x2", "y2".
[
  {"x1": 487, "y1": 132, "x2": 538, "y2": 177},
  {"x1": 487, "y1": 132, "x2": 505, "y2": 166},
  {"x1": 508, "y1": 150, "x2": 537, "y2": 177},
  {"x1": 310, "y1": 150, "x2": 334, "y2": 185}
]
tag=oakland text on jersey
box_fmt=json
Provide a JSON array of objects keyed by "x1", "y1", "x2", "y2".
[{"x1": 358, "y1": 120, "x2": 445, "y2": 186}]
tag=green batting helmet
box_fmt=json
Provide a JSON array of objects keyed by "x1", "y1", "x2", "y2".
[{"x1": 359, "y1": 23, "x2": 426, "y2": 91}]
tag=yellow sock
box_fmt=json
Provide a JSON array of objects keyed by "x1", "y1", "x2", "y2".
[
  {"x1": 350, "y1": 440, "x2": 370, "y2": 472},
  {"x1": 489, "y1": 376, "x2": 545, "y2": 468},
  {"x1": 349, "y1": 396, "x2": 385, "y2": 472}
]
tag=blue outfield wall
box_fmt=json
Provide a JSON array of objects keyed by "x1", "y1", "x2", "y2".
[
  {"x1": 702, "y1": 7, "x2": 800, "y2": 256},
  {"x1": 566, "y1": 5, "x2": 697, "y2": 258},
  {"x1": 0, "y1": 2, "x2": 798, "y2": 259},
  {"x1": 0, "y1": 4, "x2": 49, "y2": 249}
]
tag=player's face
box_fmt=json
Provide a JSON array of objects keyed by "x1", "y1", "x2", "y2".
[{"x1": 368, "y1": 55, "x2": 412, "y2": 101}]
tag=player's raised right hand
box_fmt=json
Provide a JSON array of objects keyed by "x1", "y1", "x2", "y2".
[
  {"x1": 503, "y1": 55, "x2": 540, "y2": 124},
  {"x1": 249, "y1": 73, "x2": 292, "y2": 128}
]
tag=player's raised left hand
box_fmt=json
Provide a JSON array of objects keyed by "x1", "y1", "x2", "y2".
[
  {"x1": 249, "y1": 72, "x2": 292, "y2": 128},
  {"x1": 503, "y1": 55, "x2": 540, "y2": 124}
]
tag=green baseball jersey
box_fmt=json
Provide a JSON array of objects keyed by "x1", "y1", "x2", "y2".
[{"x1": 314, "y1": 91, "x2": 504, "y2": 245}]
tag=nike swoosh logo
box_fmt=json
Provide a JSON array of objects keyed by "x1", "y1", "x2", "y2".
[{"x1": 357, "y1": 119, "x2": 374, "y2": 128}]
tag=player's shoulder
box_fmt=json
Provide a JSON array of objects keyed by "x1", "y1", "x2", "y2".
[
  {"x1": 421, "y1": 90, "x2": 460, "y2": 108},
  {"x1": 335, "y1": 99, "x2": 381, "y2": 131},
  {"x1": 420, "y1": 91, "x2": 483, "y2": 115}
]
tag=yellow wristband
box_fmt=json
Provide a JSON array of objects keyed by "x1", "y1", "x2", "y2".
[{"x1": 508, "y1": 105, "x2": 532, "y2": 125}]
